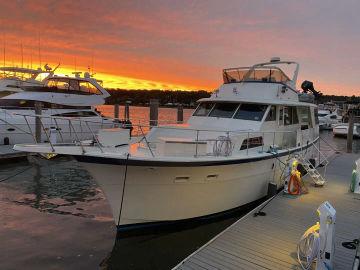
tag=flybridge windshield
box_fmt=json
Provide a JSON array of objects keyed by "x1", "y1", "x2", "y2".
[
  {"x1": 0, "y1": 70, "x2": 49, "y2": 81},
  {"x1": 44, "y1": 78, "x2": 102, "y2": 95},
  {"x1": 223, "y1": 67, "x2": 290, "y2": 84}
]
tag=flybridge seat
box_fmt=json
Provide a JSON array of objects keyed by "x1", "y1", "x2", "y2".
[{"x1": 223, "y1": 67, "x2": 291, "y2": 84}]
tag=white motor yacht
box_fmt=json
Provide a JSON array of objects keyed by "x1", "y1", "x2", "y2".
[
  {"x1": 0, "y1": 72, "x2": 115, "y2": 145},
  {"x1": 318, "y1": 109, "x2": 342, "y2": 130},
  {"x1": 15, "y1": 58, "x2": 322, "y2": 230},
  {"x1": 0, "y1": 65, "x2": 55, "y2": 97},
  {"x1": 332, "y1": 123, "x2": 360, "y2": 137}
]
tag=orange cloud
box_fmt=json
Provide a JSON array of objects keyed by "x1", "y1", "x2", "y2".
[{"x1": 0, "y1": 1, "x2": 359, "y2": 95}]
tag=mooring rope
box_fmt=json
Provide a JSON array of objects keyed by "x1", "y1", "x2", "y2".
[{"x1": 117, "y1": 153, "x2": 130, "y2": 227}]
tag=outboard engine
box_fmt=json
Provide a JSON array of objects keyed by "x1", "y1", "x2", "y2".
[{"x1": 301, "y1": 80, "x2": 323, "y2": 100}]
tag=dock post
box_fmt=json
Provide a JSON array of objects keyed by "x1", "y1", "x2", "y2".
[
  {"x1": 124, "y1": 101, "x2": 130, "y2": 121},
  {"x1": 35, "y1": 101, "x2": 42, "y2": 143},
  {"x1": 114, "y1": 104, "x2": 119, "y2": 121},
  {"x1": 177, "y1": 104, "x2": 183, "y2": 123},
  {"x1": 149, "y1": 99, "x2": 159, "y2": 127},
  {"x1": 347, "y1": 113, "x2": 354, "y2": 153}
]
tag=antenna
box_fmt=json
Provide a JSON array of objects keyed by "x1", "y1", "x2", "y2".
[
  {"x1": 38, "y1": 32, "x2": 41, "y2": 67},
  {"x1": 74, "y1": 56, "x2": 77, "y2": 72},
  {"x1": 91, "y1": 51, "x2": 94, "y2": 74},
  {"x1": 21, "y1": 42, "x2": 24, "y2": 68},
  {"x1": 2, "y1": 35, "x2": 5, "y2": 77}
]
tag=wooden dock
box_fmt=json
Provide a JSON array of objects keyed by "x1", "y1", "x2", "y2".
[
  {"x1": 0, "y1": 145, "x2": 32, "y2": 162},
  {"x1": 174, "y1": 153, "x2": 360, "y2": 270}
]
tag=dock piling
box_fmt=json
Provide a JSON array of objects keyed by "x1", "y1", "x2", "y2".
[
  {"x1": 149, "y1": 99, "x2": 159, "y2": 127},
  {"x1": 124, "y1": 101, "x2": 130, "y2": 121},
  {"x1": 35, "y1": 101, "x2": 42, "y2": 143},
  {"x1": 347, "y1": 113, "x2": 354, "y2": 153},
  {"x1": 177, "y1": 104, "x2": 183, "y2": 123},
  {"x1": 114, "y1": 104, "x2": 119, "y2": 121}
]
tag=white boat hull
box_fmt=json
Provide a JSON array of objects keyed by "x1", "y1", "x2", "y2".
[
  {"x1": 0, "y1": 110, "x2": 114, "y2": 145},
  {"x1": 333, "y1": 124, "x2": 360, "y2": 137},
  {"x1": 77, "y1": 146, "x2": 316, "y2": 228}
]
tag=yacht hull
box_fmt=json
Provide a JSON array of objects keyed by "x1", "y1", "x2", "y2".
[
  {"x1": 76, "y1": 146, "x2": 316, "y2": 229},
  {"x1": 0, "y1": 111, "x2": 114, "y2": 145},
  {"x1": 333, "y1": 124, "x2": 360, "y2": 137}
]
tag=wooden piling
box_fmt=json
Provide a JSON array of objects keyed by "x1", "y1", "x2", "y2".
[
  {"x1": 114, "y1": 104, "x2": 119, "y2": 121},
  {"x1": 347, "y1": 112, "x2": 354, "y2": 153},
  {"x1": 35, "y1": 101, "x2": 42, "y2": 143},
  {"x1": 149, "y1": 99, "x2": 159, "y2": 127},
  {"x1": 177, "y1": 104, "x2": 184, "y2": 123},
  {"x1": 124, "y1": 101, "x2": 130, "y2": 121}
]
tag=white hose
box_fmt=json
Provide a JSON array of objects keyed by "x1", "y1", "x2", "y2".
[{"x1": 297, "y1": 223, "x2": 321, "y2": 270}]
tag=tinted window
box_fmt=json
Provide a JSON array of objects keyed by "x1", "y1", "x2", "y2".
[
  {"x1": 79, "y1": 81, "x2": 101, "y2": 95},
  {"x1": 209, "y1": 103, "x2": 239, "y2": 118},
  {"x1": 240, "y1": 137, "x2": 263, "y2": 150},
  {"x1": 53, "y1": 111, "x2": 98, "y2": 117},
  {"x1": 193, "y1": 102, "x2": 214, "y2": 116},
  {"x1": 234, "y1": 103, "x2": 267, "y2": 121},
  {"x1": 265, "y1": 106, "x2": 276, "y2": 121}
]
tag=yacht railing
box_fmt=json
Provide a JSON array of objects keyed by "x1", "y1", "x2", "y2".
[{"x1": 8, "y1": 113, "x2": 320, "y2": 160}]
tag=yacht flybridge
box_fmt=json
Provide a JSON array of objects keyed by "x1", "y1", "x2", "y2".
[
  {"x1": 0, "y1": 65, "x2": 56, "y2": 97},
  {"x1": 1, "y1": 72, "x2": 114, "y2": 145},
  {"x1": 15, "y1": 58, "x2": 323, "y2": 230}
]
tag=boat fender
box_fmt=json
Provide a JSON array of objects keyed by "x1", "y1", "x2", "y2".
[
  {"x1": 350, "y1": 170, "x2": 357, "y2": 192},
  {"x1": 288, "y1": 170, "x2": 302, "y2": 195}
]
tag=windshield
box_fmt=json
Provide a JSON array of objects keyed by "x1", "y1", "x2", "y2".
[
  {"x1": 234, "y1": 103, "x2": 268, "y2": 121},
  {"x1": 45, "y1": 78, "x2": 102, "y2": 95},
  {"x1": 193, "y1": 102, "x2": 268, "y2": 121},
  {"x1": 223, "y1": 67, "x2": 290, "y2": 84}
]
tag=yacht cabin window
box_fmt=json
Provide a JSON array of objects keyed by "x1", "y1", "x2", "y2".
[
  {"x1": 234, "y1": 103, "x2": 267, "y2": 121},
  {"x1": 265, "y1": 106, "x2": 276, "y2": 121},
  {"x1": 208, "y1": 103, "x2": 239, "y2": 118},
  {"x1": 193, "y1": 102, "x2": 214, "y2": 116},
  {"x1": 52, "y1": 111, "x2": 98, "y2": 117},
  {"x1": 46, "y1": 78, "x2": 101, "y2": 95},
  {"x1": 240, "y1": 136, "x2": 263, "y2": 150},
  {"x1": 298, "y1": 106, "x2": 313, "y2": 129},
  {"x1": 314, "y1": 109, "x2": 320, "y2": 124}
]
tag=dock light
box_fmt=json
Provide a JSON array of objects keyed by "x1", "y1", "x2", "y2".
[
  {"x1": 297, "y1": 201, "x2": 336, "y2": 270},
  {"x1": 316, "y1": 201, "x2": 336, "y2": 270}
]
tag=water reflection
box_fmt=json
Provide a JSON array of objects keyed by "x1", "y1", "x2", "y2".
[{"x1": 1, "y1": 156, "x2": 102, "y2": 218}]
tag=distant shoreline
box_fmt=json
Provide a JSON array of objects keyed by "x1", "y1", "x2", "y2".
[{"x1": 104, "y1": 88, "x2": 360, "y2": 107}]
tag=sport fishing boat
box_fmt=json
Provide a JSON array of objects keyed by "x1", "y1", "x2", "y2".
[
  {"x1": 15, "y1": 58, "x2": 322, "y2": 230},
  {"x1": 0, "y1": 65, "x2": 56, "y2": 97},
  {"x1": 1, "y1": 72, "x2": 114, "y2": 145}
]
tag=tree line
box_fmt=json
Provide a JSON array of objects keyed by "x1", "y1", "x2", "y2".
[{"x1": 105, "y1": 88, "x2": 360, "y2": 108}]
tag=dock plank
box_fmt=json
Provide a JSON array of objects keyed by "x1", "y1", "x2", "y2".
[{"x1": 173, "y1": 153, "x2": 360, "y2": 270}]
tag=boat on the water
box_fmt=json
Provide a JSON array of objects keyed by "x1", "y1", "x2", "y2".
[
  {"x1": 318, "y1": 109, "x2": 342, "y2": 130},
  {"x1": 15, "y1": 58, "x2": 322, "y2": 230},
  {"x1": 0, "y1": 65, "x2": 56, "y2": 97},
  {"x1": 332, "y1": 123, "x2": 360, "y2": 137},
  {"x1": 0, "y1": 71, "x2": 114, "y2": 145}
]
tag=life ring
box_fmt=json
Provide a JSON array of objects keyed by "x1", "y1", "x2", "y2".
[{"x1": 288, "y1": 171, "x2": 301, "y2": 195}]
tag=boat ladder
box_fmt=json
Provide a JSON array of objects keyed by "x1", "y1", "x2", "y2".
[{"x1": 296, "y1": 142, "x2": 329, "y2": 187}]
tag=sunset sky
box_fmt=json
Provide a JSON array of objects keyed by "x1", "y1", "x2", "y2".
[{"x1": 1, "y1": 0, "x2": 360, "y2": 95}]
